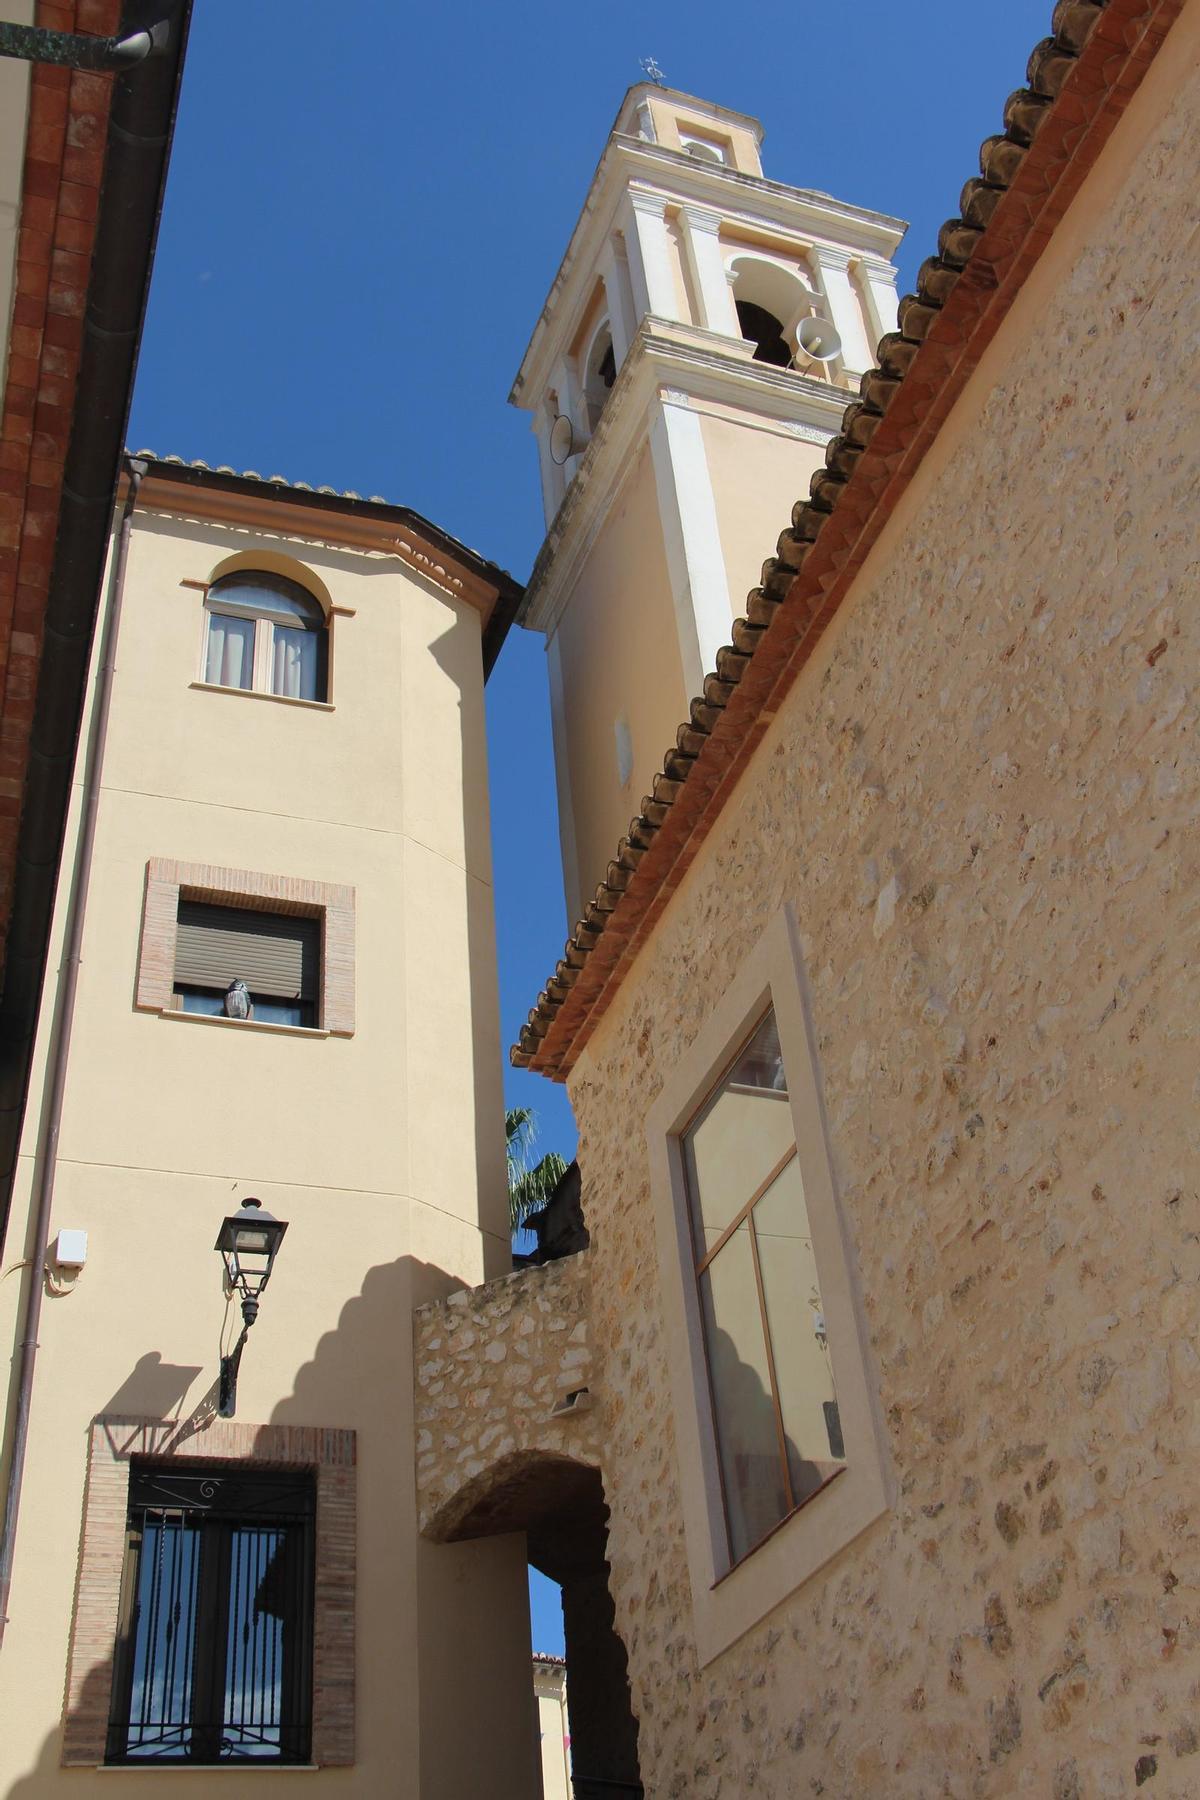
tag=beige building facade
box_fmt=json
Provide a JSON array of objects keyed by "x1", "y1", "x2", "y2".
[
  {"x1": 0, "y1": 459, "x2": 541, "y2": 1793},
  {"x1": 444, "y1": 0, "x2": 1197, "y2": 1795},
  {"x1": 533, "y1": 1654, "x2": 571, "y2": 1800}
]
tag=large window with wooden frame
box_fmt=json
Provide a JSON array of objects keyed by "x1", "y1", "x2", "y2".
[
  {"x1": 680, "y1": 1008, "x2": 844, "y2": 1564},
  {"x1": 173, "y1": 900, "x2": 320, "y2": 1029},
  {"x1": 106, "y1": 1463, "x2": 315, "y2": 1766}
]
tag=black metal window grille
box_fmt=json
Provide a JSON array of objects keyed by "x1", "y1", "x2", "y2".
[{"x1": 106, "y1": 1463, "x2": 315, "y2": 1765}]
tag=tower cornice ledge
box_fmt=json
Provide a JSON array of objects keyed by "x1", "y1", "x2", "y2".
[
  {"x1": 519, "y1": 321, "x2": 846, "y2": 635},
  {"x1": 510, "y1": 136, "x2": 907, "y2": 407}
]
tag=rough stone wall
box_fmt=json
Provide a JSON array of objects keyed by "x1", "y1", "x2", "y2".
[
  {"x1": 566, "y1": 43, "x2": 1200, "y2": 1800},
  {"x1": 414, "y1": 1251, "x2": 600, "y2": 1536}
]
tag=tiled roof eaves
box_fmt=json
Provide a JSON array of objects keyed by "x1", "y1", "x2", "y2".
[
  {"x1": 512, "y1": 0, "x2": 1183, "y2": 1078},
  {"x1": 132, "y1": 452, "x2": 525, "y2": 675}
]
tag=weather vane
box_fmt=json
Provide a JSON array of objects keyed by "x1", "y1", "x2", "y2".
[{"x1": 640, "y1": 57, "x2": 665, "y2": 86}]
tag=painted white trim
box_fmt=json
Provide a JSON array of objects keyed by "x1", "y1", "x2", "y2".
[
  {"x1": 546, "y1": 631, "x2": 584, "y2": 927},
  {"x1": 678, "y1": 205, "x2": 741, "y2": 337},
  {"x1": 599, "y1": 235, "x2": 637, "y2": 368},
  {"x1": 644, "y1": 906, "x2": 893, "y2": 1666},
  {"x1": 650, "y1": 398, "x2": 733, "y2": 693},
  {"x1": 808, "y1": 244, "x2": 875, "y2": 381},
  {"x1": 857, "y1": 256, "x2": 900, "y2": 347},
  {"x1": 622, "y1": 188, "x2": 677, "y2": 321}
]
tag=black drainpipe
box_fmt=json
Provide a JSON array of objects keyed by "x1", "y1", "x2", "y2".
[{"x1": 0, "y1": 456, "x2": 145, "y2": 1650}]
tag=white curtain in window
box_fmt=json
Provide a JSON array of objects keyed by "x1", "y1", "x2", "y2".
[
  {"x1": 205, "y1": 613, "x2": 254, "y2": 689},
  {"x1": 272, "y1": 626, "x2": 319, "y2": 701}
]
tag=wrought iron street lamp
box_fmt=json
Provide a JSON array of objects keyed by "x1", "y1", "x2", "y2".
[{"x1": 215, "y1": 1198, "x2": 288, "y2": 1417}]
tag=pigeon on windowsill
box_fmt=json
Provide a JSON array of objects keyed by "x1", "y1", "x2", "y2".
[{"x1": 224, "y1": 979, "x2": 252, "y2": 1021}]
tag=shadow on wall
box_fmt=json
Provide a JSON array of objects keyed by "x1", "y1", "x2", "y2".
[
  {"x1": 8, "y1": 1252, "x2": 464, "y2": 1793},
  {"x1": 426, "y1": 612, "x2": 512, "y2": 1261}
]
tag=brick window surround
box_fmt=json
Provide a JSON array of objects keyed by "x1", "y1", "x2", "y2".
[
  {"x1": 62, "y1": 1417, "x2": 356, "y2": 1768},
  {"x1": 136, "y1": 858, "x2": 355, "y2": 1035}
]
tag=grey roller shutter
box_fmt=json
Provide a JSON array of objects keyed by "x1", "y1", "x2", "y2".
[{"x1": 175, "y1": 902, "x2": 319, "y2": 1000}]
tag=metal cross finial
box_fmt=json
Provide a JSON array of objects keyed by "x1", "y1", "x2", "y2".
[{"x1": 640, "y1": 57, "x2": 665, "y2": 86}]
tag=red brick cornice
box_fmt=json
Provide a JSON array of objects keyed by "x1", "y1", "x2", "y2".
[{"x1": 514, "y1": 0, "x2": 1185, "y2": 1079}]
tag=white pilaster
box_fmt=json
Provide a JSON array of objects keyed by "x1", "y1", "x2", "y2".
[
  {"x1": 649, "y1": 392, "x2": 733, "y2": 695},
  {"x1": 599, "y1": 235, "x2": 638, "y2": 368},
  {"x1": 546, "y1": 629, "x2": 584, "y2": 927},
  {"x1": 857, "y1": 257, "x2": 900, "y2": 348},
  {"x1": 622, "y1": 189, "x2": 678, "y2": 322},
  {"x1": 678, "y1": 205, "x2": 741, "y2": 337},
  {"x1": 533, "y1": 413, "x2": 562, "y2": 526},
  {"x1": 808, "y1": 244, "x2": 875, "y2": 380}
]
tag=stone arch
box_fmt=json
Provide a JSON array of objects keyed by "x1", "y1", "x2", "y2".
[{"x1": 424, "y1": 1446, "x2": 607, "y2": 1586}]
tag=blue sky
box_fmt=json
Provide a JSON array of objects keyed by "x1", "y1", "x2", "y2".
[{"x1": 127, "y1": 0, "x2": 1052, "y2": 1664}]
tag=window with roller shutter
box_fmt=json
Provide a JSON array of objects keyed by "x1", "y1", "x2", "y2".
[{"x1": 173, "y1": 902, "x2": 321, "y2": 1029}]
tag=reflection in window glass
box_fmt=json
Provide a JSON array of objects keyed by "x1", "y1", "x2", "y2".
[
  {"x1": 699, "y1": 1222, "x2": 789, "y2": 1557},
  {"x1": 681, "y1": 1008, "x2": 844, "y2": 1562}
]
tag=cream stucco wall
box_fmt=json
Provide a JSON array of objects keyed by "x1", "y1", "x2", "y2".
[
  {"x1": 701, "y1": 407, "x2": 828, "y2": 616},
  {"x1": 533, "y1": 1664, "x2": 571, "y2": 1800},
  {"x1": 0, "y1": 501, "x2": 535, "y2": 1794},
  {"x1": 562, "y1": 11, "x2": 1200, "y2": 1795},
  {"x1": 548, "y1": 444, "x2": 689, "y2": 919}
]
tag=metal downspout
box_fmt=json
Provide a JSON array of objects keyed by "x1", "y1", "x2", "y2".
[{"x1": 0, "y1": 456, "x2": 146, "y2": 1653}]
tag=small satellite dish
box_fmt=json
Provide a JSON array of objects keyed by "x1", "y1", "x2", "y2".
[
  {"x1": 795, "y1": 315, "x2": 842, "y2": 366},
  {"x1": 550, "y1": 414, "x2": 575, "y2": 466}
]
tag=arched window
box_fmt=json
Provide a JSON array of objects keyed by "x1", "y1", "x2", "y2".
[
  {"x1": 583, "y1": 324, "x2": 617, "y2": 433},
  {"x1": 729, "y1": 254, "x2": 827, "y2": 374},
  {"x1": 203, "y1": 571, "x2": 328, "y2": 703},
  {"x1": 734, "y1": 300, "x2": 793, "y2": 369}
]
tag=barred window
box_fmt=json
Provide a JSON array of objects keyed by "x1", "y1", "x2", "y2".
[{"x1": 106, "y1": 1463, "x2": 315, "y2": 1766}]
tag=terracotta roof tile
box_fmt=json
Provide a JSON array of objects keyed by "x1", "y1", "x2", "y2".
[{"x1": 513, "y1": 0, "x2": 1182, "y2": 1077}]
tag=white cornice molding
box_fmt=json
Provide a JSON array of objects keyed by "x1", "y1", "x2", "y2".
[
  {"x1": 510, "y1": 137, "x2": 907, "y2": 408},
  {"x1": 519, "y1": 323, "x2": 846, "y2": 637}
]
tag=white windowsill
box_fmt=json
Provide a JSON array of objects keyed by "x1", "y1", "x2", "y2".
[
  {"x1": 158, "y1": 1008, "x2": 330, "y2": 1041},
  {"x1": 97, "y1": 1765, "x2": 322, "y2": 1774},
  {"x1": 189, "y1": 681, "x2": 335, "y2": 713}
]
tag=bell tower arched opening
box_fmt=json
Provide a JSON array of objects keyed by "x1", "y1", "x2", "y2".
[{"x1": 734, "y1": 298, "x2": 792, "y2": 368}]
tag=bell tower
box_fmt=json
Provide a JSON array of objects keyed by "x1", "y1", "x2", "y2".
[{"x1": 511, "y1": 86, "x2": 905, "y2": 923}]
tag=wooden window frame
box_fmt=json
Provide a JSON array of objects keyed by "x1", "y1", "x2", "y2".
[
  {"x1": 682, "y1": 1050, "x2": 846, "y2": 1561},
  {"x1": 646, "y1": 906, "x2": 891, "y2": 1666},
  {"x1": 63, "y1": 1419, "x2": 355, "y2": 1769},
  {"x1": 135, "y1": 859, "x2": 355, "y2": 1037}
]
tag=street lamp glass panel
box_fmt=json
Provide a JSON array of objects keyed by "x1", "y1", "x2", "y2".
[{"x1": 215, "y1": 1199, "x2": 288, "y2": 1297}]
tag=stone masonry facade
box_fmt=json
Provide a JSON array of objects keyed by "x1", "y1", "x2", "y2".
[
  {"x1": 559, "y1": 43, "x2": 1200, "y2": 1800},
  {"x1": 414, "y1": 1251, "x2": 600, "y2": 1541}
]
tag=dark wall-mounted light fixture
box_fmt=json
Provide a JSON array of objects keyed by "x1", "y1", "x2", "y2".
[{"x1": 215, "y1": 1198, "x2": 288, "y2": 1417}]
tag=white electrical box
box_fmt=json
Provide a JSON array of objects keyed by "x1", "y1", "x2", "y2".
[{"x1": 54, "y1": 1228, "x2": 88, "y2": 1268}]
